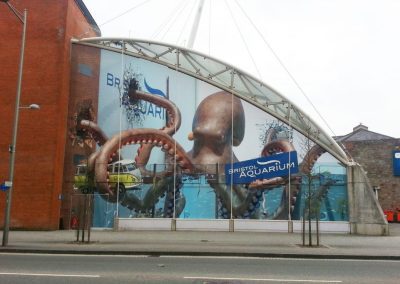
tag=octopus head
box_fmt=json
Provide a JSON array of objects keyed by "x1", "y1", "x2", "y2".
[{"x1": 188, "y1": 91, "x2": 245, "y2": 146}]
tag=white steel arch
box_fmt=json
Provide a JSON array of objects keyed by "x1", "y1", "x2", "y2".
[{"x1": 73, "y1": 37, "x2": 350, "y2": 165}]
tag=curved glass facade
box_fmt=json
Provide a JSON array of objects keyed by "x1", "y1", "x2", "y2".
[{"x1": 67, "y1": 40, "x2": 349, "y2": 229}]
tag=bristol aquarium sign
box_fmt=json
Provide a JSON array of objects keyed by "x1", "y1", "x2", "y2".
[{"x1": 225, "y1": 151, "x2": 299, "y2": 184}]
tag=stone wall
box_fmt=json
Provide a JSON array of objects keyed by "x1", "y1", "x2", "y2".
[{"x1": 343, "y1": 139, "x2": 400, "y2": 211}]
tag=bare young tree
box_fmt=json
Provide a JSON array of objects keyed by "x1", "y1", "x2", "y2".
[{"x1": 299, "y1": 124, "x2": 330, "y2": 246}]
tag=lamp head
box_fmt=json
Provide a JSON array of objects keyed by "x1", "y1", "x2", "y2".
[
  {"x1": 1, "y1": 0, "x2": 10, "y2": 3},
  {"x1": 28, "y1": 104, "x2": 40, "y2": 110},
  {"x1": 19, "y1": 104, "x2": 40, "y2": 110}
]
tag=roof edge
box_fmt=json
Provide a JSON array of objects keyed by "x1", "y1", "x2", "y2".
[{"x1": 74, "y1": 0, "x2": 101, "y2": 36}]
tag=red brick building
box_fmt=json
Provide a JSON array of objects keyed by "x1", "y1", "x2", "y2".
[{"x1": 0, "y1": 0, "x2": 99, "y2": 229}]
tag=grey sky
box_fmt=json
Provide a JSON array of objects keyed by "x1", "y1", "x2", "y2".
[{"x1": 82, "y1": 0, "x2": 400, "y2": 138}]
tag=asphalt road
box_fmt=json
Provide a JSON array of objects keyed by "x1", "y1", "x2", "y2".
[{"x1": 0, "y1": 253, "x2": 399, "y2": 283}]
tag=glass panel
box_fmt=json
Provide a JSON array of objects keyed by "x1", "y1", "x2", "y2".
[
  {"x1": 294, "y1": 162, "x2": 348, "y2": 221},
  {"x1": 263, "y1": 187, "x2": 285, "y2": 219},
  {"x1": 92, "y1": 194, "x2": 117, "y2": 228},
  {"x1": 181, "y1": 177, "x2": 217, "y2": 219}
]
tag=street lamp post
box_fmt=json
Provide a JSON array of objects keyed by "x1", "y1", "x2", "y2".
[{"x1": 1, "y1": 0, "x2": 28, "y2": 247}]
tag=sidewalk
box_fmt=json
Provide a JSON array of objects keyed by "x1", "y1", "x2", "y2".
[{"x1": 1, "y1": 224, "x2": 400, "y2": 260}]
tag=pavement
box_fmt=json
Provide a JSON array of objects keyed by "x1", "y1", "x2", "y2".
[{"x1": 1, "y1": 224, "x2": 400, "y2": 260}]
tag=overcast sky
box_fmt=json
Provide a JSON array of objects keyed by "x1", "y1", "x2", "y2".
[{"x1": 82, "y1": 0, "x2": 400, "y2": 138}]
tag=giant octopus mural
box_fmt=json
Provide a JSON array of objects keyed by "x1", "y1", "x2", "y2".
[{"x1": 78, "y1": 79, "x2": 327, "y2": 219}]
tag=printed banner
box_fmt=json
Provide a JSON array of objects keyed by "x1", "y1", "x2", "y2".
[{"x1": 225, "y1": 151, "x2": 299, "y2": 184}]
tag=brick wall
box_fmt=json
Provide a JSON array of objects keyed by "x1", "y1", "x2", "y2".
[{"x1": 0, "y1": 0, "x2": 98, "y2": 229}]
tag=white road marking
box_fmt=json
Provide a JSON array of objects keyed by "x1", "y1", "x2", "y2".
[
  {"x1": 184, "y1": 276, "x2": 342, "y2": 283},
  {"x1": 0, "y1": 272, "x2": 100, "y2": 278}
]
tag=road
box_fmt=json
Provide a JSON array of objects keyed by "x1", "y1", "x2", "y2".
[{"x1": 0, "y1": 253, "x2": 399, "y2": 283}]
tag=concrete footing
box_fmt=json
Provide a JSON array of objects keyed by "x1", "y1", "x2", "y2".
[{"x1": 347, "y1": 164, "x2": 389, "y2": 235}]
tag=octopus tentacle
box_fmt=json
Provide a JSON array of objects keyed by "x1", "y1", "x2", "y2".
[
  {"x1": 127, "y1": 87, "x2": 182, "y2": 177},
  {"x1": 300, "y1": 144, "x2": 326, "y2": 174},
  {"x1": 75, "y1": 120, "x2": 112, "y2": 197},
  {"x1": 79, "y1": 120, "x2": 109, "y2": 146},
  {"x1": 163, "y1": 177, "x2": 185, "y2": 218},
  {"x1": 268, "y1": 176, "x2": 302, "y2": 219},
  {"x1": 247, "y1": 138, "x2": 300, "y2": 218},
  {"x1": 249, "y1": 177, "x2": 287, "y2": 190},
  {"x1": 299, "y1": 144, "x2": 335, "y2": 220},
  {"x1": 79, "y1": 120, "x2": 120, "y2": 174},
  {"x1": 127, "y1": 89, "x2": 181, "y2": 136},
  {"x1": 95, "y1": 129, "x2": 194, "y2": 202},
  {"x1": 210, "y1": 180, "x2": 264, "y2": 219},
  {"x1": 143, "y1": 177, "x2": 176, "y2": 211},
  {"x1": 120, "y1": 176, "x2": 185, "y2": 217},
  {"x1": 120, "y1": 191, "x2": 142, "y2": 211},
  {"x1": 261, "y1": 139, "x2": 294, "y2": 156}
]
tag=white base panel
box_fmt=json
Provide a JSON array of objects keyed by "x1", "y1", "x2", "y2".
[
  {"x1": 176, "y1": 219, "x2": 230, "y2": 231},
  {"x1": 117, "y1": 218, "x2": 172, "y2": 231},
  {"x1": 234, "y1": 219, "x2": 289, "y2": 232},
  {"x1": 115, "y1": 218, "x2": 350, "y2": 234},
  {"x1": 292, "y1": 220, "x2": 350, "y2": 234}
]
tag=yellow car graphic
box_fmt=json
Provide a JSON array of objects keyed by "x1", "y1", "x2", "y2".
[{"x1": 73, "y1": 159, "x2": 142, "y2": 194}]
